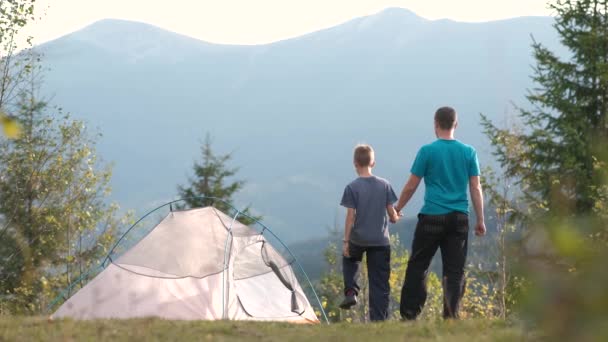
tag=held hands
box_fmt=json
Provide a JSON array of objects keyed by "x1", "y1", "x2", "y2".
[
  {"x1": 390, "y1": 206, "x2": 403, "y2": 223},
  {"x1": 475, "y1": 221, "x2": 487, "y2": 237},
  {"x1": 396, "y1": 206, "x2": 404, "y2": 218}
]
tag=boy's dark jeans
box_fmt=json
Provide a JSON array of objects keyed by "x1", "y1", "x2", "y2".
[
  {"x1": 400, "y1": 212, "x2": 469, "y2": 320},
  {"x1": 343, "y1": 242, "x2": 391, "y2": 321}
]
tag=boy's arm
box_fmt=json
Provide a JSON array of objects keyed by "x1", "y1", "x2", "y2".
[
  {"x1": 386, "y1": 205, "x2": 399, "y2": 223},
  {"x1": 469, "y1": 176, "x2": 486, "y2": 236},
  {"x1": 395, "y1": 174, "x2": 422, "y2": 212},
  {"x1": 343, "y1": 208, "x2": 355, "y2": 257}
]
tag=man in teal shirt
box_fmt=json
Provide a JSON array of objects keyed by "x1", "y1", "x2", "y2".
[{"x1": 394, "y1": 106, "x2": 486, "y2": 319}]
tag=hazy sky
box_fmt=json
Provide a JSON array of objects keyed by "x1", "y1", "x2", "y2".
[{"x1": 22, "y1": 0, "x2": 553, "y2": 46}]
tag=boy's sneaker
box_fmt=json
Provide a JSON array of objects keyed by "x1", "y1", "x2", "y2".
[{"x1": 339, "y1": 290, "x2": 357, "y2": 310}]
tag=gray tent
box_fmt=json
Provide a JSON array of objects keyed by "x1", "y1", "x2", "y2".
[{"x1": 52, "y1": 206, "x2": 321, "y2": 323}]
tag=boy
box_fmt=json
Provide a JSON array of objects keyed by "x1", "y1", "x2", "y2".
[{"x1": 339, "y1": 144, "x2": 400, "y2": 321}]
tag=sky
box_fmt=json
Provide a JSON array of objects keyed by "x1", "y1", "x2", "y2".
[{"x1": 21, "y1": 0, "x2": 553, "y2": 46}]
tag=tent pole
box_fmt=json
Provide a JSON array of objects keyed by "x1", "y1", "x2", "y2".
[
  {"x1": 103, "y1": 197, "x2": 238, "y2": 266},
  {"x1": 222, "y1": 209, "x2": 241, "y2": 320},
  {"x1": 256, "y1": 225, "x2": 331, "y2": 324},
  {"x1": 221, "y1": 208, "x2": 330, "y2": 323},
  {"x1": 46, "y1": 264, "x2": 104, "y2": 314}
]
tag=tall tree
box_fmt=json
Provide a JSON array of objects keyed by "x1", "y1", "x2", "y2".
[
  {"x1": 0, "y1": 0, "x2": 36, "y2": 138},
  {"x1": 0, "y1": 76, "x2": 123, "y2": 314},
  {"x1": 482, "y1": 0, "x2": 608, "y2": 224},
  {"x1": 177, "y1": 135, "x2": 260, "y2": 225},
  {"x1": 481, "y1": 2, "x2": 608, "y2": 336}
]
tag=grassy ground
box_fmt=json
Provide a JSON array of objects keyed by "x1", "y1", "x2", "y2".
[{"x1": 0, "y1": 317, "x2": 535, "y2": 342}]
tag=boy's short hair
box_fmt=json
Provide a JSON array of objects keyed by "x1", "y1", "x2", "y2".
[
  {"x1": 435, "y1": 106, "x2": 457, "y2": 130},
  {"x1": 353, "y1": 144, "x2": 374, "y2": 167}
]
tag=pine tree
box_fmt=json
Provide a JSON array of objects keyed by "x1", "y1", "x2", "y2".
[
  {"x1": 177, "y1": 135, "x2": 260, "y2": 225},
  {"x1": 0, "y1": 0, "x2": 36, "y2": 139},
  {"x1": 481, "y1": 3, "x2": 608, "y2": 334},
  {"x1": 482, "y1": 0, "x2": 608, "y2": 221}
]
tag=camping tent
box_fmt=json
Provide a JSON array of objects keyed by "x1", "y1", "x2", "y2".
[{"x1": 51, "y1": 206, "x2": 320, "y2": 323}]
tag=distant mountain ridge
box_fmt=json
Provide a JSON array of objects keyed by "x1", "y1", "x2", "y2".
[{"x1": 34, "y1": 8, "x2": 565, "y2": 243}]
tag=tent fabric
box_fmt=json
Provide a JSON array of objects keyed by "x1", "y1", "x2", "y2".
[{"x1": 52, "y1": 207, "x2": 319, "y2": 323}]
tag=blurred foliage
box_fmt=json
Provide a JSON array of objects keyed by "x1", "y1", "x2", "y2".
[
  {"x1": 0, "y1": 112, "x2": 21, "y2": 138},
  {"x1": 518, "y1": 216, "x2": 608, "y2": 340}
]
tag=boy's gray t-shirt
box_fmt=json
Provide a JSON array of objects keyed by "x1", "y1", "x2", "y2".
[{"x1": 340, "y1": 176, "x2": 398, "y2": 246}]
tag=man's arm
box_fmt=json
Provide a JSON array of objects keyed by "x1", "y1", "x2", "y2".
[
  {"x1": 343, "y1": 208, "x2": 355, "y2": 257},
  {"x1": 395, "y1": 174, "x2": 422, "y2": 212},
  {"x1": 469, "y1": 176, "x2": 486, "y2": 236}
]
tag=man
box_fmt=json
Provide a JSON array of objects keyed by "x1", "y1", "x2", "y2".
[{"x1": 395, "y1": 106, "x2": 486, "y2": 320}]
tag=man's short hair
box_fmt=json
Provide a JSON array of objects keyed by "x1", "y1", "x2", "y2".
[
  {"x1": 353, "y1": 144, "x2": 374, "y2": 167},
  {"x1": 435, "y1": 106, "x2": 457, "y2": 130}
]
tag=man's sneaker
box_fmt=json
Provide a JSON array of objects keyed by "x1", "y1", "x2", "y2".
[
  {"x1": 401, "y1": 310, "x2": 417, "y2": 321},
  {"x1": 339, "y1": 291, "x2": 357, "y2": 310}
]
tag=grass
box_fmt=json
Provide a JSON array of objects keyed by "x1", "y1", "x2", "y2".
[{"x1": 0, "y1": 317, "x2": 534, "y2": 342}]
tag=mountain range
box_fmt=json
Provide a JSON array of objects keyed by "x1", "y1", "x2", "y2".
[{"x1": 35, "y1": 8, "x2": 565, "y2": 245}]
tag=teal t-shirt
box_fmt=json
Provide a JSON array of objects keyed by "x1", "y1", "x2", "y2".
[{"x1": 410, "y1": 139, "x2": 480, "y2": 215}]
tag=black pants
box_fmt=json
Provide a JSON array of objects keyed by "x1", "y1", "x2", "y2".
[
  {"x1": 343, "y1": 243, "x2": 391, "y2": 321},
  {"x1": 400, "y1": 212, "x2": 469, "y2": 319}
]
